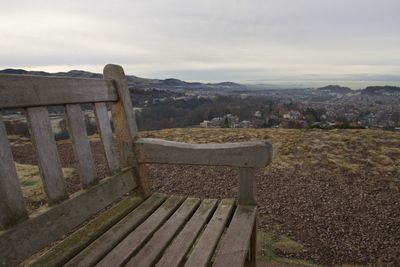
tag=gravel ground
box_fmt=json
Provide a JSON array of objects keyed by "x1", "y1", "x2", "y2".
[
  {"x1": 146, "y1": 164, "x2": 400, "y2": 266},
  {"x1": 10, "y1": 128, "x2": 400, "y2": 266}
]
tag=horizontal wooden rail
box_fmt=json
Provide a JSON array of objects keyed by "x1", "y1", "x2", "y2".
[
  {"x1": 135, "y1": 138, "x2": 272, "y2": 168},
  {"x1": 0, "y1": 168, "x2": 137, "y2": 266},
  {"x1": 0, "y1": 74, "x2": 118, "y2": 108}
]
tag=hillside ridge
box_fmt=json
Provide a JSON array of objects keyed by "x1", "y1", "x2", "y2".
[{"x1": 1, "y1": 68, "x2": 399, "y2": 94}]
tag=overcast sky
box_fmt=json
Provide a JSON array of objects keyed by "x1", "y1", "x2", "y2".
[{"x1": 1, "y1": 0, "x2": 399, "y2": 88}]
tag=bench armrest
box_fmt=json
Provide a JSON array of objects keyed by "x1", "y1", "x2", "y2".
[
  {"x1": 135, "y1": 138, "x2": 272, "y2": 168},
  {"x1": 134, "y1": 138, "x2": 273, "y2": 205}
]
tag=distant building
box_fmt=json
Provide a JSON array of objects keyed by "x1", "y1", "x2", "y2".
[
  {"x1": 200, "y1": 120, "x2": 210, "y2": 128},
  {"x1": 210, "y1": 117, "x2": 224, "y2": 127},
  {"x1": 283, "y1": 110, "x2": 302, "y2": 120},
  {"x1": 225, "y1": 114, "x2": 239, "y2": 127},
  {"x1": 240, "y1": 120, "x2": 252, "y2": 128},
  {"x1": 254, "y1": 111, "x2": 262, "y2": 118}
]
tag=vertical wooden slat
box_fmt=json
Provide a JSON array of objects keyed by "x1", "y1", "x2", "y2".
[
  {"x1": 103, "y1": 64, "x2": 137, "y2": 167},
  {"x1": 94, "y1": 102, "x2": 119, "y2": 172},
  {"x1": 0, "y1": 113, "x2": 28, "y2": 229},
  {"x1": 238, "y1": 167, "x2": 256, "y2": 205},
  {"x1": 26, "y1": 107, "x2": 68, "y2": 204},
  {"x1": 65, "y1": 104, "x2": 97, "y2": 188}
]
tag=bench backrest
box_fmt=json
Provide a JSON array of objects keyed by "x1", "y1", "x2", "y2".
[{"x1": 0, "y1": 64, "x2": 139, "y2": 265}]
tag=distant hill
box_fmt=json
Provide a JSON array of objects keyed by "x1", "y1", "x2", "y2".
[
  {"x1": 1, "y1": 68, "x2": 399, "y2": 93},
  {"x1": 0, "y1": 68, "x2": 103, "y2": 79},
  {"x1": 317, "y1": 85, "x2": 352, "y2": 94},
  {"x1": 361, "y1": 86, "x2": 400, "y2": 95},
  {"x1": 0, "y1": 68, "x2": 244, "y2": 91}
]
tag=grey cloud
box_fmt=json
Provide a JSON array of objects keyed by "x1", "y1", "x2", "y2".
[{"x1": 0, "y1": 0, "x2": 399, "y2": 87}]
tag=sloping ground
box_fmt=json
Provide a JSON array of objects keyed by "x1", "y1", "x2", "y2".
[
  {"x1": 9, "y1": 128, "x2": 400, "y2": 265},
  {"x1": 139, "y1": 128, "x2": 400, "y2": 266}
]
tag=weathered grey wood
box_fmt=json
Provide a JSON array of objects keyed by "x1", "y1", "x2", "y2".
[
  {"x1": 156, "y1": 199, "x2": 218, "y2": 267},
  {"x1": 104, "y1": 64, "x2": 137, "y2": 167},
  {"x1": 137, "y1": 163, "x2": 151, "y2": 197},
  {"x1": 0, "y1": 114, "x2": 28, "y2": 230},
  {"x1": 26, "y1": 106, "x2": 68, "y2": 204},
  {"x1": 248, "y1": 218, "x2": 257, "y2": 267},
  {"x1": 238, "y1": 167, "x2": 256, "y2": 205},
  {"x1": 135, "y1": 138, "x2": 273, "y2": 168},
  {"x1": 184, "y1": 199, "x2": 235, "y2": 267},
  {"x1": 28, "y1": 196, "x2": 144, "y2": 267},
  {"x1": 65, "y1": 104, "x2": 97, "y2": 188},
  {"x1": 213, "y1": 205, "x2": 257, "y2": 267},
  {"x1": 66, "y1": 193, "x2": 167, "y2": 267},
  {"x1": 96, "y1": 195, "x2": 185, "y2": 267},
  {"x1": 0, "y1": 74, "x2": 118, "y2": 108},
  {"x1": 0, "y1": 168, "x2": 137, "y2": 267},
  {"x1": 94, "y1": 102, "x2": 119, "y2": 172},
  {"x1": 126, "y1": 198, "x2": 200, "y2": 267}
]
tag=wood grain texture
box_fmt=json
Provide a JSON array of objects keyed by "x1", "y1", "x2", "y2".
[
  {"x1": 104, "y1": 64, "x2": 137, "y2": 167},
  {"x1": 0, "y1": 114, "x2": 28, "y2": 230},
  {"x1": 26, "y1": 106, "x2": 68, "y2": 204},
  {"x1": 103, "y1": 64, "x2": 137, "y2": 138},
  {"x1": 156, "y1": 199, "x2": 218, "y2": 267},
  {"x1": 135, "y1": 138, "x2": 273, "y2": 168},
  {"x1": 65, "y1": 104, "x2": 97, "y2": 188},
  {"x1": 248, "y1": 218, "x2": 257, "y2": 267},
  {"x1": 94, "y1": 102, "x2": 119, "y2": 172},
  {"x1": 126, "y1": 198, "x2": 200, "y2": 267},
  {"x1": 184, "y1": 199, "x2": 235, "y2": 267},
  {"x1": 137, "y1": 164, "x2": 151, "y2": 197},
  {"x1": 0, "y1": 168, "x2": 137, "y2": 266},
  {"x1": 0, "y1": 74, "x2": 117, "y2": 108},
  {"x1": 213, "y1": 205, "x2": 257, "y2": 267},
  {"x1": 238, "y1": 167, "x2": 256, "y2": 205},
  {"x1": 66, "y1": 193, "x2": 167, "y2": 267},
  {"x1": 96, "y1": 195, "x2": 185, "y2": 267},
  {"x1": 28, "y1": 196, "x2": 144, "y2": 267}
]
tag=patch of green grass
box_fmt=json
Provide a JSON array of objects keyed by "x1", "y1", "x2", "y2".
[
  {"x1": 20, "y1": 179, "x2": 38, "y2": 187},
  {"x1": 257, "y1": 230, "x2": 320, "y2": 267}
]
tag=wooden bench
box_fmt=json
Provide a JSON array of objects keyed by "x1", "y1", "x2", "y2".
[{"x1": 0, "y1": 64, "x2": 272, "y2": 267}]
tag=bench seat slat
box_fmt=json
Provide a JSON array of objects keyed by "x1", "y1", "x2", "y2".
[
  {"x1": 96, "y1": 195, "x2": 185, "y2": 267},
  {"x1": 156, "y1": 199, "x2": 218, "y2": 267},
  {"x1": 0, "y1": 74, "x2": 118, "y2": 108},
  {"x1": 184, "y1": 199, "x2": 235, "y2": 267},
  {"x1": 213, "y1": 205, "x2": 257, "y2": 267},
  {"x1": 126, "y1": 197, "x2": 201, "y2": 267},
  {"x1": 0, "y1": 114, "x2": 28, "y2": 230},
  {"x1": 65, "y1": 104, "x2": 97, "y2": 188},
  {"x1": 27, "y1": 196, "x2": 145, "y2": 267},
  {"x1": 23, "y1": 198, "x2": 257, "y2": 267},
  {"x1": 65, "y1": 193, "x2": 168, "y2": 267},
  {"x1": 26, "y1": 106, "x2": 68, "y2": 204},
  {"x1": 0, "y1": 168, "x2": 137, "y2": 266}
]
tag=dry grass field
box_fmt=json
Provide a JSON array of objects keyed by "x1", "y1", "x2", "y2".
[
  {"x1": 9, "y1": 128, "x2": 400, "y2": 266},
  {"x1": 140, "y1": 128, "x2": 400, "y2": 180}
]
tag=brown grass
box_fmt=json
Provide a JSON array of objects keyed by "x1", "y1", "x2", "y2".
[
  {"x1": 15, "y1": 163, "x2": 76, "y2": 213},
  {"x1": 139, "y1": 128, "x2": 400, "y2": 184}
]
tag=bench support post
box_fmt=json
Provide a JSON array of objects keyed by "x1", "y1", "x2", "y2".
[
  {"x1": 103, "y1": 64, "x2": 137, "y2": 167},
  {"x1": 238, "y1": 167, "x2": 256, "y2": 206},
  {"x1": 239, "y1": 167, "x2": 257, "y2": 267}
]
